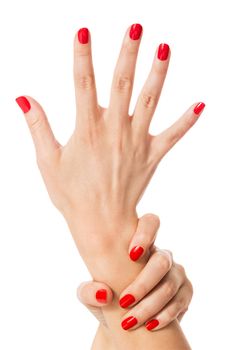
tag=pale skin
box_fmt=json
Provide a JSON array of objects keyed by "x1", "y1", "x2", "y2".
[
  {"x1": 77, "y1": 213, "x2": 193, "y2": 349},
  {"x1": 16, "y1": 23, "x2": 205, "y2": 349}
]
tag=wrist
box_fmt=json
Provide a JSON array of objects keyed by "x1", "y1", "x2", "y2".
[
  {"x1": 91, "y1": 324, "x2": 116, "y2": 350},
  {"x1": 64, "y1": 207, "x2": 138, "y2": 261}
]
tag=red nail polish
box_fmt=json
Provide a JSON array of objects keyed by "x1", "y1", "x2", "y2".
[
  {"x1": 193, "y1": 102, "x2": 205, "y2": 115},
  {"x1": 145, "y1": 319, "x2": 159, "y2": 331},
  {"x1": 129, "y1": 23, "x2": 142, "y2": 40},
  {"x1": 157, "y1": 43, "x2": 170, "y2": 61},
  {"x1": 121, "y1": 316, "x2": 138, "y2": 330},
  {"x1": 77, "y1": 28, "x2": 89, "y2": 44},
  {"x1": 15, "y1": 96, "x2": 31, "y2": 113},
  {"x1": 130, "y1": 246, "x2": 144, "y2": 261},
  {"x1": 96, "y1": 289, "x2": 107, "y2": 303},
  {"x1": 119, "y1": 294, "x2": 135, "y2": 308}
]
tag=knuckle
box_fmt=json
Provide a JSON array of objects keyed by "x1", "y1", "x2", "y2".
[
  {"x1": 76, "y1": 73, "x2": 95, "y2": 90},
  {"x1": 166, "y1": 303, "x2": 180, "y2": 320},
  {"x1": 29, "y1": 115, "x2": 44, "y2": 134},
  {"x1": 134, "y1": 281, "x2": 148, "y2": 297},
  {"x1": 187, "y1": 279, "x2": 194, "y2": 297},
  {"x1": 114, "y1": 75, "x2": 132, "y2": 92},
  {"x1": 156, "y1": 253, "x2": 171, "y2": 272},
  {"x1": 122, "y1": 41, "x2": 138, "y2": 55},
  {"x1": 141, "y1": 301, "x2": 154, "y2": 317},
  {"x1": 143, "y1": 213, "x2": 160, "y2": 228},
  {"x1": 164, "y1": 280, "x2": 176, "y2": 299},
  {"x1": 176, "y1": 264, "x2": 186, "y2": 277},
  {"x1": 176, "y1": 297, "x2": 185, "y2": 311},
  {"x1": 140, "y1": 92, "x2": 157, "y2": 109}
]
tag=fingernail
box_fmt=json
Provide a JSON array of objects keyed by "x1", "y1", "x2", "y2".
[
  {"x1": 145, "y1": 319, "x2": 160, "y2": 331},
  {"x1": 96, "y1": 289, "x2": 107, "y2": 303},
  {"x1": 129, "y1": 23, "x2": 143, "y2": 40},
  {"x1": 193, "y1": 102, "x2": 205, "y2": 115},
  {"x1": 121, "y1": 316, "x2": 138, "y2": 330},
  {"x1": 119, "y1": 294, "x2": 135, "y2": 308},
  {"x1": 129, "y1": 246, "x2": 144, "y2": 261},
  {"x1": 157, "y1": 43, "x2": 170, "y2": 61},
  {"x1": 77, "y1": 28, "x2": 89, "y2": 44},
  {"x1": 15, "y1": 96, "x2": 31, "y2": 113}
]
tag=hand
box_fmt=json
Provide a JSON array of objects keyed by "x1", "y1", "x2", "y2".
[
  {"x1": 77, "y1": 214, "x2": 193, "y2": 331},
  {"x1": 16, "y1": 24, "x2": 205, "y2": 250}
]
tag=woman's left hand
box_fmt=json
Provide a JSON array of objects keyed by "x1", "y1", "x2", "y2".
[{"x1": 76, "y1": 214, "x2": 193, "y2": 331}]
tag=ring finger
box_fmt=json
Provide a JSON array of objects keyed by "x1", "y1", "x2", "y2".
[{"x1": 132, "y1": 43, "x2": 170, "y2": 135}]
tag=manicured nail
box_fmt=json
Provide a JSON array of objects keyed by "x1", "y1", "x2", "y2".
[
  {"x1": 15, "y1": 96, "x2": 31, "y2": 113},
  {"x1": 121, "y1": 316, "x2": 138, "y2": 330},
  {"x1": 77, "y1": 28, "x2": 89, "y2": 44},
  {"x1": 130, "y1": 246, "x2": 144, "y2": 261},
  {"x1": 129, "y1": 23, "x2": 142, "y2": 40},
  {"x1": 157, "y1": 43, "x2": 170, "y2": 61},
  {"x1": 193, "y1": 102, "x2": 205, "y2": 115},
  {"x1": 119, "y1": 294, "x2": 135, "y2": 308},
  {"x1": 145, "y1": 319, "x2": 160, "y2": 331},
  {"x1": 96, "y1": 289, "x2": 107, "y2": 303}
]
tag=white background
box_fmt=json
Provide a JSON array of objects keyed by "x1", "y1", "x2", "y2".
[{"x1": 0, "y1": 0, "x2": 232, "y2": 349}]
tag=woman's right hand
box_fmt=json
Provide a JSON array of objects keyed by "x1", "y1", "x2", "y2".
[{"x1": 76, "y1": 214, "x2": 193, "y2": 331}]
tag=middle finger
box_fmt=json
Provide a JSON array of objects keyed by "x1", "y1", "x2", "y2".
[{"x1": 108, "y1": 24, "x2": 143, "y2": 123}]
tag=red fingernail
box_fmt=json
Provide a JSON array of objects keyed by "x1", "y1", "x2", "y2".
[
  {"x1": 121, "y1": 316, "x2": 138, "y2": 330},
  {"x1": 145, "y1": 319, "x2": 160, "y2": 331},
  {"x1": 77, "y1": 28, "x2": 89, "y2": 44},
  {"x1": 193, "y1": 102, "x2": 205, "y2": 115},
  {"x1": 129, "y1": 246, "x2": 144, "y2": 261},
  {"x1": 129, "y1": 23, "x2": 142, "y2": 40},
  {"x1": 15, "y1": 96, "x2": 31, "y2": 113},
  {"x1": 157, "y1": 43, "x2": 170, "y2": 61},
  {"x1": 96, "y1": 289, "x2": 107, "y2": 303},
  {"x1": 119, "y1": 294, "x2": 135, "y2": 308}
]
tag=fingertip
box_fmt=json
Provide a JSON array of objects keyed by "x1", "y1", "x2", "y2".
[
  {"x1": 128, "y1": 213, "x2": 160, "y2": 261},
  {"x1": 193, "y1": 101, "x2": 206, "y2": 115},
  {"x1": 95, "y1": 284, "x2": 113, "y2": 305},
  {"x1": 77, "y1": 27, "x2": 89, "y2": 44},
  {"x1": 129, "y1": 245, "x2": 144, "y2": 261},
  {"x1": 145, "y1": 319, "x2": 160, "y2": 331},
  {"x1": 15, "y1": 96, "x2": 31, "y2": 113},
  {"x1": 95, "y1": 289, "x2": 108, "y2": 304}
]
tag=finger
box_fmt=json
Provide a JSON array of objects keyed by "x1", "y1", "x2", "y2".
[
  {"x1": 177, "y1": 309, "x2": 188, "y2": 322},
  {"x1": 151, "y1": 102, "x2": 206, "y2": 162},
  {"x1": 145, "y1": 283, "x2": 191, "y2": 331},
  {"x1": 119, "y1": 249, "x2": 173, "y2": 309},
  {"x1": 16, "y1": 95, "x2": 61, "y2": 160},
  {"x1": 132, "y1": 43, "x2": 170, "y2": 136},
  {"x1": 120, "y1": 263, "x2": 184, "y2": 331},
  {"x1": 73, "y1": 28, "x2": 99, "y2": 127},
  {"x1": 108, "y1": 23, "x2": 143, "y2": 122},
  {"x1": 77, "y1": 281, "x2": 113, "y2": 307},
  {"x1": 128, "y1": 214, "x2": 160, "y2": 261}
]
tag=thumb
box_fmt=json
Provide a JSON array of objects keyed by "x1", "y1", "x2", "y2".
[
  {"x1": 15, "y1": 95, "x2": 61, "y2": 160},
  {"x1": 77, "y1": 281, "x2": 113, "y2": 306},
  {"x1": 77, "y1": 281, "x2": 113, "y2": 326},
  {"x1": 128, "y1": 213, "x2": 160, "y2": 262}
]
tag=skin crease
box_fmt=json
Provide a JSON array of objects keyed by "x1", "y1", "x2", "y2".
[{"x1": 16, "y1": 24, "x2": 205, "y2": 349}]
